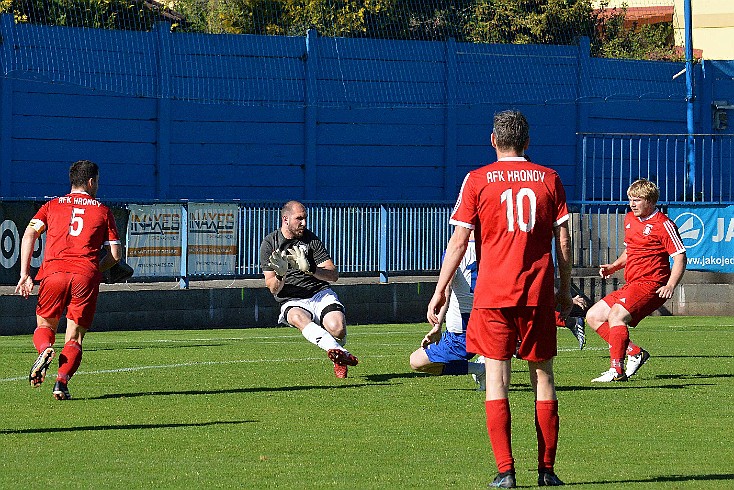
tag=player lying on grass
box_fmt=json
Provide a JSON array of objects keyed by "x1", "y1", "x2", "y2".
[
  {"x1": 409, "y1": 232, "x2": 487, "y2": 388},
  {"x1": 410, "y1": 234, "x2": 588, "y2": 390}
]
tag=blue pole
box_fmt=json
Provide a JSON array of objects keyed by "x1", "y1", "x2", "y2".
[
  {"x1": 379, "y1": 205, "x2": 388, "y2": 283},
  {"x1": 684, "y1": 0, "x2": 695, "y2": 200}
]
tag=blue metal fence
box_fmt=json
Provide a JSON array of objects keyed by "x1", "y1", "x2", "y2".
[
  {"x1": 580, "y1": 134, "x2": 734, "y2": 204},
  {"x1": 576, "y1": 133, "x2": 734, "y2": 274},
  {"x1": 233, "y1": 202, "x2": 452, "y2": 280},
  {"x1": 6, "y1": 133, "x2": 729, "y2": 285}
]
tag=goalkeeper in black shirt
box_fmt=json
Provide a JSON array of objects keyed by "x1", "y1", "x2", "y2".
[{"x1": 260, "y1": 200, "x2": 359, "y2": 378}]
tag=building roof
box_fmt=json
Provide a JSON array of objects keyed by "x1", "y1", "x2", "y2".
[{"x1": 597, "y1": 6, "x2": 674, "y2": 27}]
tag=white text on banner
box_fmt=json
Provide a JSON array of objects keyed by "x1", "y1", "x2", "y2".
[{"x1": 668, "y1": 205, "x2": 734, "y2": 273}]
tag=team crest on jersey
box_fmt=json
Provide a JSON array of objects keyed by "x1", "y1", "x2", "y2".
[{"x1": 643, "y1": 224, "x2": 653, "y2": 236}]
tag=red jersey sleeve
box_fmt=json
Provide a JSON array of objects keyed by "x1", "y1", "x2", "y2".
[
  {"x1": 450, "y1": 172, "x2": 479, "y2": 229},
  {"x1": 550, "y1": 171, "x2": 570, "y2": 227},
  {"x1": 660, "y1": 217, "x2": 686, "y2": 257},
  {"x1": 104, "y1": 207, "x2": 121, "y2": 245}
]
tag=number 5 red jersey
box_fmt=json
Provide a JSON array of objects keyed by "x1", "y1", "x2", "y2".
[{"x1": 29, "y1": 191, "x2": 121, "y2": 280}]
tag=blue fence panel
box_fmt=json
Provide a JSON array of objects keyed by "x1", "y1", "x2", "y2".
[
  {"x1": 580, "y1": 134, "x2": 734, "y2": 204},
  {"x1": 385, "y1": 204, "x2": 453, "y2": 274},
  {"x1": 236, "y1": 203, "x2": 282, "y2": 276},
  {"x1": 307, "y1": 204, "x2": 382, "y2": 274}
]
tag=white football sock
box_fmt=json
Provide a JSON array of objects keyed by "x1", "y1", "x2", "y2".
[{"x1": 301, "y1": 322, "x2": 342, "y2": 351}]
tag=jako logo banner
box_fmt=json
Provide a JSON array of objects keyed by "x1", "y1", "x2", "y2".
[{"x1": 668, "y1": 206, "x2": 734, "y2": 273}]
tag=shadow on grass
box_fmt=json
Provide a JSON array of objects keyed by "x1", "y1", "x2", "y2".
[
  {"x1": 361, "y1": 372, "x2": 427, "y2": 383},
  {"x1": 654, "y1": 373, "x2": 733, "y2": 380},
  {"x1": 82, "y1": 382, "x2": 389, "y2": 400},
  {"x1": 1, "y1": 419, "x2": 254, "y2": 435},
  {"x1": 574, "y1": 473, "x2": 734, "y2": 485},
  {"x1": 494, "y1": 382, "x2": 714, "y2": 393},
  {"x1": 653, "y1": 354, "x2": 734, "y2": 359},
  {"x1": 555, "y1": 382, "x2": 714, "y2": 392}
]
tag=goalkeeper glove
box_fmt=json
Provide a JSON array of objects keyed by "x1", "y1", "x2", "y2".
[
  {"x1": 268, "y1": 250, "x2": 289, "y2": 279},
  {"x1": 287, "y1": 247, "x2": 312, "y2": 274}
]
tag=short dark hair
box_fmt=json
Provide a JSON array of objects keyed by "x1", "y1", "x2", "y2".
[
  {"x1": 69, "y1": 160, "x2": 99, "y2": 188},
  {"x1": 493, "y1": 110, "x2": 529, "y2": 153},
  {"x1": 282, "y1": 200, "x2": 305, "y2": 217}
]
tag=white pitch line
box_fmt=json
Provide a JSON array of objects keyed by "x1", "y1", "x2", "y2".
[
  {"x1": 0, "y1": 346, "x2": 606, "y2": 383},
  {"x1": 0, "y1": 329, "x2": 425, "y2": 348},
  {"x1": 0, "y1": 354, "x2": 402, "y2": 383}
]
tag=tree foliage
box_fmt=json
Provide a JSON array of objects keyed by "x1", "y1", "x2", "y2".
[
  {"x1": 6, "y1": 0, "x2": 164, "y2": 30},
  {"x1": 1, "y1": 0, "x2": 683, "y2": 61}
]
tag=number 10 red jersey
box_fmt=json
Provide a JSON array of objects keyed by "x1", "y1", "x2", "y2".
[{"x1": 450, "y1": 158, "x2": 569, "y2": 308}]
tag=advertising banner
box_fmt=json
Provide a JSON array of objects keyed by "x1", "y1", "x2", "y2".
[
  {"x1": 126, "y1": 204, "x2": 182, "y2": 277},
  {"x1": 0, "y1": 201, "x2": 43, "y2": 285},
  {"x1": 668, "y1": 205, "x2": 734, "y2": 273},
  {"x1": 187, "y1": 203, "x2": 238, "y2": 276}
]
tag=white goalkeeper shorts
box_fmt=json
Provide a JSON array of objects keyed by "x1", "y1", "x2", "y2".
[{"x1": 279, "y1": 288, "x2": 345, "y2": 327}]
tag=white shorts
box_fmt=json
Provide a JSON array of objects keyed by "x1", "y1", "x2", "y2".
[{"x1": 278, "y1": 288, "x2": 345, "y2": 327}]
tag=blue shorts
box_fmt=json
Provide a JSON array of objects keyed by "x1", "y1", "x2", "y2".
[{"x1": 425, "y1": 330, "x2": 474, "y2": 364}]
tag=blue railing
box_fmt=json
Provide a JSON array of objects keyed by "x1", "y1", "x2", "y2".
[
  {"x1": 580, "y1": 133, "x2": 734, "y2": 204},
  {"x1": 4, "y1": 134, "x2": 730, "y2": 285},
  {"x1": 233, "y1": 202, "x2": 452, "y2": 281}
]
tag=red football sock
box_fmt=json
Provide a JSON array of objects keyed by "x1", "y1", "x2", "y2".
[
  {"x1": 554, "y1": 311, "x2": 564, "y2": 328},
  {"x1": 627, "y1": 342, "x2": 641, "y2": 356},
  {"x1": 596, "y1": 322, "x2": 611, "y2": 343},
  {"x1": 485, "y1": 399, "x2": 514, "y2": 473},
  {"x1": 33, "y1": 327, "x2": 55, "y2": 353},
  {"x1": 57, "y1": 340, "x2": 83, "y2": 383},
  {"x1": 535, "y1": 400, "x2": 559, "y2": 473},
  {"x1": 608, "y1": 325, "x2": 629, "y2": 373}
]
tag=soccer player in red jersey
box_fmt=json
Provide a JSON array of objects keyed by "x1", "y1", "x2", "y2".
[
  {"x1": 586, "y1": 178, "x2": 687, "y2": 383},
  {"x1": 428, "y1": 110, "x2": 573, "y2": 488},
  {"x1": 15, "y1": 160, "x2": 122, "y2": 400}
]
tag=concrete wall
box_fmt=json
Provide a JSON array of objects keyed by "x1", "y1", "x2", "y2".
[
  {"x1": 0, "y1": 278, "x2": 439, "y2": 336},
  {"x1": 2, "y1": 273, "x2": 732, "y2": 336}
]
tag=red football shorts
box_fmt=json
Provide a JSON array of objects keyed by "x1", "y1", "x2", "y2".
[
  {"x1": 602, "y1": 281, "x2": 667, "y2": 327},
  {"x1": 36, "y1": 271, "x2": 100, "y2": 328},
  {"x1": 466, "y1": 305, "x2": 557, "y2": 362}
]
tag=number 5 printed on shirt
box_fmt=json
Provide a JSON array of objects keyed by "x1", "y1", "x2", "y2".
[{"x1": 69, "y1": 207, "x2": 85, "y2": 236}]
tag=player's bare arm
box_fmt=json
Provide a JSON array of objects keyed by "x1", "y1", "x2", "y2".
[
  {"x1": 657, "y1": 252, "x2": 687, "y2": 299},
  {"x1": 600, "y1": 250, "x2": 627, "y2": 278},
  {"x1": 264, "y1": 270, "x2": 285, "y2": 295},
  {"x1": 553, "y1": 221, "x2": 573, "y2": 316},
  {"x1": 313, "y1": 259, "x2": 339, "y2": 283},
  {"x1": 99, "y1": 243, "x2": 122, "y2": 273},
  {"x1": 264, "y1": 250, "x2": 289, "y2": 295},
  {"x1": 427, "y1": 226, "x2": 470, "y2": 325},
  {"x1": 15, "y1": 226, "x2": 41, "y2": 298},
  {"x1": 422, "y1": 283, "x2": 451, "y2": 347}
]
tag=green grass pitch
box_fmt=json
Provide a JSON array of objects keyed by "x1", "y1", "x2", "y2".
[{"x1": 1, "y1": 317, "x2": 733, "y2": 489}]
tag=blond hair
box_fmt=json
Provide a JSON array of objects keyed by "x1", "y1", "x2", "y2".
[{"x1": 627, "y1": 179, "x2": 659, "y2": 204}]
